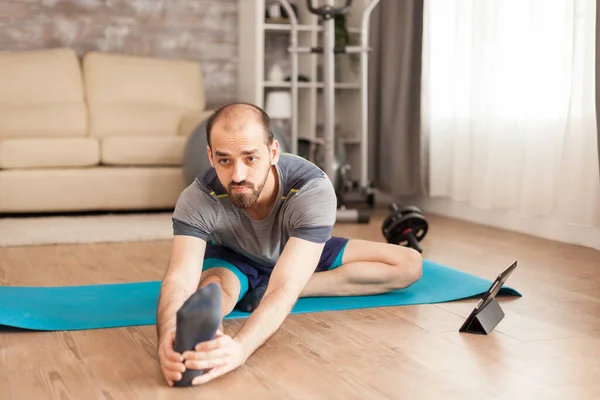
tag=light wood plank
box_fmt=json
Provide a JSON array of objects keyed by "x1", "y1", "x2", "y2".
[
  {"x1": 438, "y1": 330, "x2": 600, "y2": 387},
  {"x1": 549, "y1": 384, "x2": 600, "y2": 400},
  {"x1": 0, "y1": 343, "x2": 8, "y2": 400}
]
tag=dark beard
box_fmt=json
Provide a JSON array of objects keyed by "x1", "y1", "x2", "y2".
[{"x1": 228, "y1": 168, "x2": 270, "y2": 209}]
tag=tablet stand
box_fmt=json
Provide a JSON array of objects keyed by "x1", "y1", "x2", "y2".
[
  {"x1": 459, "y1": 261, "x2": 517, "y2": 335},
  {"x1": 459, "y1": 298, "x2": 505, "y2": 334}
]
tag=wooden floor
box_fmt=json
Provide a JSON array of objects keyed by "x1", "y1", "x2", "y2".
[{"x1": 1, "y1": 208, "x2": 599, "y2": 399}]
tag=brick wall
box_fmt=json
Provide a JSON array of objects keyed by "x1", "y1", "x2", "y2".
[{"x1": 0, "y1": 0, "x2": 238, "y2": 108}]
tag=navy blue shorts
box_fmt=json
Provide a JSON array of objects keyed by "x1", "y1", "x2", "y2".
[{"x1": 203, "y1": 236, "x2": 350, "y2": 302}]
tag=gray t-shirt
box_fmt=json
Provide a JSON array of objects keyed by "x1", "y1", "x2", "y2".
[{"x1": 172, "y1": 153, "x2": 338, "y2": 267}]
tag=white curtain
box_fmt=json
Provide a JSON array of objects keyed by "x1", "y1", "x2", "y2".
[{"x1": 421, "y1": 0, "x2": 600, "y2": 249}]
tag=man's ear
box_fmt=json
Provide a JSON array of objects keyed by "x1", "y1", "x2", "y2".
[
  {"x1": 270, "y1": 140, "x2": 280, "y2": 165},
  {"x1": 206, "y1": 145, "x2": 215, "y2": 168}
]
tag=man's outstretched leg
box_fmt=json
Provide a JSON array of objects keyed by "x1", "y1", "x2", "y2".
[
  {"x1": 166, "y1": 261, "x2": 250, "y2": 386},
  {"x1": 301, "y1": 238, "x2": 423, "y2": 297},
  {"x1": 196, "y1": 265, "x2": 245, "y2": 330}
]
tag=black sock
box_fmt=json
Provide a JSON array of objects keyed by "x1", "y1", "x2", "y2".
[
  {"x1": 236, "y1": 279, "x2": 269, "y2": 312},
  {"x1": 173, "y1": 282, "x2": 222, "y2": 387}
]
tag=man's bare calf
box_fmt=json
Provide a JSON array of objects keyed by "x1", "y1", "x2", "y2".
[{"x1": 301, "y1": 239, "x2": 423, "y2": 297}]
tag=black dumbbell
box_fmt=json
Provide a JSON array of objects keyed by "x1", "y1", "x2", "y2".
[{"x1": 381, "y1": 203, "x2": 429, "y2": 253}]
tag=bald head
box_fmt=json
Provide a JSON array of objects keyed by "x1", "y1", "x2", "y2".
[{"x1": 206, "y1": 102, "x2": 273, "y2": 149}]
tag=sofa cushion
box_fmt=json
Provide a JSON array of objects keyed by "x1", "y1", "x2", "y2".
[
  {"x1": 83, "y1": 52, "x2": 206, "y2": 137},
  {"x1": 101, "y1": 136, "x2": 187, "y2": 166},
  {"x1": 0, "y1": 48, "x2": 87, "y2": 139},
  {"x1": 0, "y1": 167, "x2": 186, "y2": 213},
  {"x1": 0, "y1": 138, "x2": 99, "y2": 169},
  {"x1": 89, "y1": 104, "x2": 190, "y2": 138},
  {"x1": 178, "y1": 109, "x2": 216, "y2": 137}
]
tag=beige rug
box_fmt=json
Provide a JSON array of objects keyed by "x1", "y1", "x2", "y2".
[{"x1": 0, "y1": 212, "x2": 174, "y2": 247}]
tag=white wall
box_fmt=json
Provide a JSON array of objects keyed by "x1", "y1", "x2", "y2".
[{"x1": 415, "y1": 196, "x2": 600, "y2": 251}]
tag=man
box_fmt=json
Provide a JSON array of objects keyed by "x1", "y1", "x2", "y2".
[{"x1": 156, "y1": 102, "x2": 423, "y2": 386}]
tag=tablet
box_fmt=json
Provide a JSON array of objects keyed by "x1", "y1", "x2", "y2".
[{"x1": 477, "y1": 260, "x2": 517, "y2": 311}]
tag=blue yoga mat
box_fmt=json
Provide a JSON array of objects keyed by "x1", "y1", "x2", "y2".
[{"x1": 0, "y1": 260, "x2": 521, "y2": 331}]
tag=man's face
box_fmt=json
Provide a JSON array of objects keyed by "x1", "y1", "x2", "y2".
[{"x1": 207, "y1": 119, "x2": 278, "y2": 209}]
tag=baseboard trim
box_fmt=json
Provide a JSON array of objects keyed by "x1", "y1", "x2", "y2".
[{"x1": 413, "y1": 196, "x2": 600, "y2": 251}]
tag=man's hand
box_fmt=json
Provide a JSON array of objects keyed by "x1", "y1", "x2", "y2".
[
  {"x1": 182, "y1": 330, "x2": 247, "y2": 385},
  {"x1": 158, "y1": 329, "x2": 186, "y2": 386}
]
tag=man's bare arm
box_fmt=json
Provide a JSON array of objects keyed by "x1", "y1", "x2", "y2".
[
  {"x1": 233, "y1": 237, "x2": 325, "y2": 359},
  {"x1": 156, "y1": 235, "x2": 207, "y2": 344}
]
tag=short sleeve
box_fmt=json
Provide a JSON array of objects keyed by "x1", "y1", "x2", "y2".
[
  {"x1": 286, "y1": 177, "x2": 338, "y2": 243},
  {"x1": 171, "y1": 183, "x2": 218, "y2": 241}
]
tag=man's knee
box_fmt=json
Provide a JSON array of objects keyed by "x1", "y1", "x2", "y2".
[
  {"x1": 199, "y1": 273, "x2": 222, "y2": 288},
  {"x1": 391, "y1": 246, "x2": 423, "y2": 289},
  {"x1": 199, "y1": 267, "x2": 241, "y2": 303},
  {"x1": 406, "y1": 247, "x2": 424, "y2": 282}
]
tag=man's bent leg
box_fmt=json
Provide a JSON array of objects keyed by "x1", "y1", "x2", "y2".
[
  {"x1": 198, "y1": 259, "x2": 249, "y2": 329},
  {"x1": 301, "y1": 238, "x2": 423, "y2": 297}
]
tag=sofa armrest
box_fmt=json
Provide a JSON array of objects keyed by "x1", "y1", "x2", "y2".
[{"x1": 178, "y1": 109, "x2": 215, "y2": 137}]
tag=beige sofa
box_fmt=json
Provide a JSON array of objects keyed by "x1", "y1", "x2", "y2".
[{"x1": 0, "y1": 48, "x2": 213, "y2": 213}]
